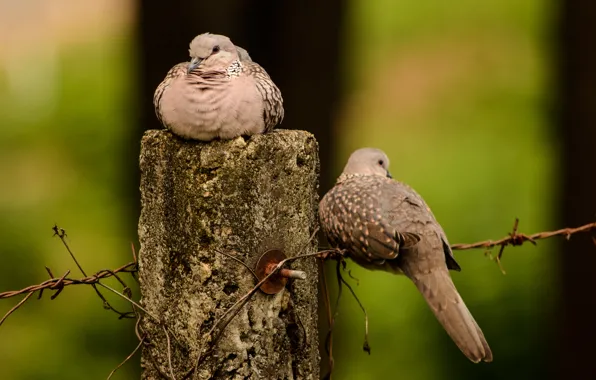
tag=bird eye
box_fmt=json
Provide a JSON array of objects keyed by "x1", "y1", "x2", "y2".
[
  {"x1": 378, "y1": 159, "x2": 384, "y2": 166},
  {"x1": 212, "y1": 45, "x2": 220, "y2": 54}
]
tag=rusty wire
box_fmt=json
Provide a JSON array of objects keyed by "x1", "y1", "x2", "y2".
[
  {"x1": 451, "y1": 218, "x2": 596, "y2": 250},
  {"x1": 451, "y1": 219, "x2": 596, "y2": 274},
  {"x1": 451, "y1": 219, "x2": 596, "y2": 250},
  {"x1": 0, "y1": 262, "x2": 137, "y2": 301},
  {"x1": 0, "y1": 225, "x2": 144, "y2": 379},
  {"x1": 4, "y1": 220, "x2": 592, "y2": 312}
]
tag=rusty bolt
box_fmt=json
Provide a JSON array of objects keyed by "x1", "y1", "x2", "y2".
[
  {"x1": 279, "y1": 268, "x2": 307, "y2": 280},
  {"x1": 255, "y1": 249, "x2": 306, "y2": 294}
]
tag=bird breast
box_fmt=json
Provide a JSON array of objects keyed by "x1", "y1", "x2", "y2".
[{"x1": 159, "y1": 71, "x2": 265, "y2": 141}]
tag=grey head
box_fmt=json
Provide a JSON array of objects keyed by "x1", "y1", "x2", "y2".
[
  {"x1": 235, "y1": 46, "x2": 252, "y2": 62},
  {"x1": 341, "y1": 147, "x2": 392, "y2": 178},
  {"x1": 187, "y1": 33, "x2": 239, "y2": 73}
]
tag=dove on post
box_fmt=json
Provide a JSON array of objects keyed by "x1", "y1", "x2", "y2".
[
  {"x1": 319, "y1": 148, "x2": 493, "y2": 363},
  {"x1": 154, "y1": 33, "x2": 284, "y2": 141}
]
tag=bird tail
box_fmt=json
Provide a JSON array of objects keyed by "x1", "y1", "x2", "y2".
[{"x1": 406, "y1": 269, "x2": 493, "y2": 363}]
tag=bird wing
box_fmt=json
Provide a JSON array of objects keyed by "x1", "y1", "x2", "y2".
[
  {"x1": 383, "y1": 180, "x2": 461, "y2": 271},
  {"x1": 153, "y1": 62, "x2": 187, "y2": 126},
  {"x1": 319, "y1": 176, "x2": 420, "y2": 264},
  {"x1": 243, "y1": 62, "x2": 284, "y2": 130}
]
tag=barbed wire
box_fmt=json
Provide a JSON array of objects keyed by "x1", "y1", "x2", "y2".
[
  {"x1": 451, "y1": 218, "x2": 596, "y2": 250},
  {"x1": 4, "y1": 219, "x2": 593, "y2": 305},
  {"x1": 450, "y1": 218, "x2": 596, "y2": 274},
  {"x1": 0, "y1": 262, "x2": 137, "y2": 302},
  {"x1": 1, "y1": 220, "x2": 595, "y2": 379}
]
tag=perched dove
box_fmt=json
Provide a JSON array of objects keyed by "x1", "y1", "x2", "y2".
[
  {"x1": 319, "y1": 148, "x2": 492, "y2": 363},
  {"x1": 154, "y1": 33, "x2": 284, "y2": 141}
]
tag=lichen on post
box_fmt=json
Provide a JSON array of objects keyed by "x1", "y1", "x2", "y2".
[{"x1": 138, "y1": 129, "x2": 320, "y2": 379}]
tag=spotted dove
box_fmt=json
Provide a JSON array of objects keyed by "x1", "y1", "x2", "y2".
[
  {"x1": 319, "y1": 147, "x2": 492, "y2": 363},
  {"x1": 154, "y1": 33, "x2": 284, "y2": 141}
]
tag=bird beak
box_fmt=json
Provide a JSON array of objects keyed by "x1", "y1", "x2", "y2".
[
  {"x1": 386, "y1": 171, "x2": 393, "y2": 179},
  {"x1": 187, "y1": 57, "x2": 203, "y2": 74}
]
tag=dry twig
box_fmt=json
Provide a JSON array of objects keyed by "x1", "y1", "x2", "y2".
[
  {"x1": 107, "y1": 336, "x2": 145, "y2": 380},
  {"x1": 52, "y1": 225, "x2": 135, "y2": 318}
]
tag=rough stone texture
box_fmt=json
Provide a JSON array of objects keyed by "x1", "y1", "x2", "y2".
[{"x1": 138, "y1": 129, "x2": 320, "y2": 379}]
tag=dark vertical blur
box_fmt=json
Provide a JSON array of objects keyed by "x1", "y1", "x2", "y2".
[{"x1": 556, "y1": 0, "x2": 596, "y2": 378}]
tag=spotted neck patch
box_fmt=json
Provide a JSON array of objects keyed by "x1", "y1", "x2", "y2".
[
  {"x1": 337, "y1": 173, "x2": 373, "y2": 184},
  {"x1": 226, "y1": 60, "x2": 243, "y2": 78}
]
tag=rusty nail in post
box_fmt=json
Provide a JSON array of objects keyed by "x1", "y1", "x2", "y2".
[
  {"x1": 279, "y1": 268, "x2": 307, "y2": 280},
  {"x1": 255, "y1": 249, "x2": 306, "y2": 294}
]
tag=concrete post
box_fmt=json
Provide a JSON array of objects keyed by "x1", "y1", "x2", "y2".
[{"x1": 138, "y1": 129, "x2": 320, "y2": 379}]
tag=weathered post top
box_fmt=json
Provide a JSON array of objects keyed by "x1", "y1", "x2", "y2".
[{"x1": 138, "y1": 129, "x2": 320, "y2": 379}]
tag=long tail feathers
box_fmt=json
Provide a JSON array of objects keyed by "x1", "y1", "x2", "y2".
[{"x1": 408, "y1": 269, "x2": 493, "y2": 363}]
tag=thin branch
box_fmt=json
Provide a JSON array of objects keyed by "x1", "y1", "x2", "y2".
[
  {"x1": 95, "y1": 283, "x2": 147, "y2": 320},
  {"x1": 52, "y1": 225, "x2": 135, "y2": 318},
  {"x1": 130, "y1": 242, "x2": 138, "y2": 264},
  {"x1": 107, "y1": 336, "x2": 145, "y2": 380},
  {"x1": 318, "y1": 257, "x2": 334, "y2": 380},
  {"x1": 163, "y1": 325, "x2": 177, "y2": 380},
  {"x1": 0, "y1": 292, "x2": 34, "y2": 327},
  {"x1": 324, "y1": 259, "x2": 345, "y2": 378},
  {"x1": 214, "y1": 249, "x2": 258, "y2": 281},
  {"x1": 338, "y1": 264, "x2": 370, "y2": 354},
  {"x1": 129, "y1": 242, "x2": 139, "y2": 283},
  {"x1": 146, "y1": 345, "x2": 176, "y2": 380},
  {"x1": 134, "y1": 314, "x2": 143, "y2": 342},
  {"x1": 95, "y1": 282, "x2": 185, "y2": 352},
  {"x1": 52, "y1": 225, "x2": 88, "y2": 276}
]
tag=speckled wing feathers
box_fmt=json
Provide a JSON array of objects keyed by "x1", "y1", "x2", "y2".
[
  {"x1": 319, "y1": 175, "x2": 420, "y2": 267},
  {"x1": 383, "y1": 180, "x2": 461, "y2": 271},
  {"x1": 153, "y1": 62, "x2": 187, "y2": 127},
  {"x1": 243, "y1": 62, "x2": 284, "y2": 132}
]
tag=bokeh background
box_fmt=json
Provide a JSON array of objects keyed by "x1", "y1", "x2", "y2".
[{"x1": 1, "y1": 0, "x2": 595, "y2": 379}]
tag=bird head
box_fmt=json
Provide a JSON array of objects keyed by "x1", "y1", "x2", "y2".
[
  {"x1": 342, "y1": 148, "x2": 392, "y2": 179},
  {"x1": 187, "y1": 33, "x2": 239, "y2": 73}
]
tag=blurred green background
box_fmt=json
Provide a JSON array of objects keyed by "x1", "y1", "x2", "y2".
[{"x1": 0, "y1": 0, "x2": 570, "y2": 379}]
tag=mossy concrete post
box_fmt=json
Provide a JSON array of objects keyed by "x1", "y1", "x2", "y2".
[{"x1": 138, "y1": 129, "x2": 320, "y2": 379}]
